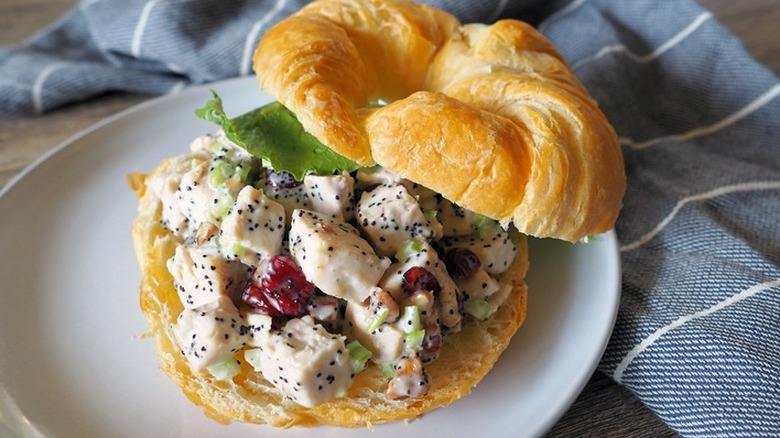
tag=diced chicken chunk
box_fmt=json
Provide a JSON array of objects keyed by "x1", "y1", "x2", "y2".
[
  {"x1": 173, "y1": 296, "x2": 247, "y2": 372},
  {"x1": 147, "y1": 151, "x2": 210, "y2": 237},
  {"x1": 443, "y1": 228, "x2": 518, "y2": 275},
  {"x1": 167, "y1": 243, "x2": 251, "y2": 309},
  {"x1": 438, "y1": 199, "x2": 478, "y2": 237},
  {"x1": 399, "y1": 180, "x2": 442, "y2": 238},
  {"x1": 263, "y1": 179, "x2": 310, "y2": 223},
  {"x1": 344, "y1": 301, "x2": 406, "y2": 364},
  {"x1": 219, "y1": 186, "x2": 285, "y2": 266},
  {"x1": 357, "y1": 184, "x2": 438, "y2": 257},
  {"x1": 178, "y1": 158, "x2": 246, "y2": 228},
  {"x1": 150, "y1": 134, "x2": 254, "y2": 238},
  {"x1": 256, "y1": 316, "x2": 353, "y2": 407},
  {"x1": 355, "y1": 166, "x2": 401, "y2": 188},
  {"x1": 455, "y1": 266, "x2": 500, "y2": 301},
  {"x1": 189, "y1": 131, "x2": 256, "y2": 164},
  {"x1": 304, "y1": 174, "x2": 355, "y2": 221},
  {"x1": 289, "y1": 209, "x2": 390, "y2": 303},
  {"x1": 177, "y1": 161, "x2": 216, "y2": 225},
  {"x1": 242, "y1": 310, "x2": 274, "y2": 348}
]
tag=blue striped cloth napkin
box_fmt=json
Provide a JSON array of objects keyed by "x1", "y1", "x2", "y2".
[{"x1": 2, "y1": 0, "x2": 778, "y2": 436}]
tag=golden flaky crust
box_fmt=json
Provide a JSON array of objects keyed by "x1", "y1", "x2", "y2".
[
  {"x1": 254, "y1": 0, "x2": 625, "y2": 241},
  {"x1": 130, "y1": 166, "x2": 528, "y2": 428}
]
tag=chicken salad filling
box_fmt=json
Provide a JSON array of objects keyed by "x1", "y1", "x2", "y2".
[{"x1": 148, "y1": 98, "x2": 520, "y2": 407}]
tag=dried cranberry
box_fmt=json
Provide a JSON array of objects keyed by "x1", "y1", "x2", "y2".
[
  {"x1": 444, "y1": 248, "x2": 481, "y2": 280},
  {"x1": 402, "y1": 266, "x2": 441, "y2": 296},
  {"x1": 242, "y1": 255, "x2": 314, "y2": 317},
  {"x1": 265, "y1": 169, "x2": 301, "y2": 189}
]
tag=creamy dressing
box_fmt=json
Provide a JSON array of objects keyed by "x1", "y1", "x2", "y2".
[
  {"x1": 219, "y1": 185, "x2": 286, "y2": 266},
  {"x1": 256, "y1": 316, "x2": 353, "y2": 407},
  {"x1": 344, "y1": 300, "x2": 406, "y2": 363},
  {"x1": 386, "y1": 356, "x2": 429, "y2": 399},
  {"x1": 168, "y1": 244, "x2": 250, "y2": 309},
  {"x1": 174, "y1": 296, "x2": 260, "y2": 371},
  {"x1": 380, "y1": 240, "x2": 462, "y2": 329},
  {"x1": 289, "y1": 209, "x2": 391, "y2": 303},
  {"x1": 438, "y1": 198, "x2": 477, "y2": 236},
  {"x1": 443, "y1": 228, "x2": 518, "y2": 275},
  {"x1": 156, "y1": 131, "x2": 518, "y2": 406},
  {"x1": 356, "y1": 184, "x2": 439, "y2": 257},
  {"x1": 455, "y1": 265, "x2": 500, "y2": 301},
  {"x1": 304, "y1": 173, "x2": 355, "y2": 221},
  {"x1": 147, "y1": 150, "x2": 210, "y2": 236}
]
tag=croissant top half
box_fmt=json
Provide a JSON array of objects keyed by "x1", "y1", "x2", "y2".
[{"x1": 254, "y1": 0, "x2": 625, "y2": 241}]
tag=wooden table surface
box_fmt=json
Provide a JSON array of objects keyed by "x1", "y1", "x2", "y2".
[{"x1": 1, "y1": 1, "x2": 778, "y2": 437}]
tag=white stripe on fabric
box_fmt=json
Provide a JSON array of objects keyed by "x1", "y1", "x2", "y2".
[
  {"x1": 613, "y1": 278, "x2": 780, "y2": 383},
  {"x1": 619, "y1": 180, "x2": 780, "y2": 252},
  {"x1": 488, "y1": 0, "x2": 511, "y2": 22},
  {"x1": 240, "y1": 0, "x2": 287, "y2": 76},
  {"x1": 132, "y1": 1, "x2": 158, "y2": 58},
  {"x1": 166, "y1": 62, "x2": 184, "y2": 74},
  {"x1": 32, "y1": 62, "x2": 68, "y2": 115},
  {"x1": 571, "y1": 12, "x2": 711, "y2": 71},
  {"x1": 168, "y1": 81, "x2": 186, "y2": 94},
  {"x1": 621, "y1": 84, "x2": 780, "y2": 149},
  {"x1": 538, "y1": 0, "x2": 587, "y2": 33}
]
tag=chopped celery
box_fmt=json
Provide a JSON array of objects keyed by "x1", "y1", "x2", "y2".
[
  {"x1": 472, "y1": 213, "x2": 491, "y2": 228},
  {"x1": 473, "y1": 214, "x2": 502, "y2": 239},
  {"x1": 231, "y1": 242, "x2": 247, "y2": 258},
  {"x1": 206, "y1": 138, "x2": 224, "y2": 155},
  {"x1": 464, "y1": 298, "x2": 491, "y2": 320},
  {"x1": 405, "y1": 329, "x2": 426, "y2": 353},
  {"x1": 234, "y1": 163, "x2": 251, "y2": 183},
  {"x1": 423, "y1": 208, "x2": 438, "y2": 222},
  {"x1": 243, "y1": 348, "x2": 263, "y2": 371},
  {"x1": 347, "y1": 340, "x2": 373, "y2": 372},
  {"x1": 208, "y1": 160, "x2": 234, "y2": 188},
  {"x1": 395, "y1": 239, "x2": 424, "y2": 261},
  {"x1": 207, "y1": 357, "x2": 241, "y2": 381},
  {"x1": 366, "y1": 306, "x2": 390, "y2": 333},
  {"x1": 209, "y1": 160, "x2": 252, "y2": 190},
  {"x1": 380, "y1": 362, "x2": 396, "y2": 379},
  {"x1": 208, "y1": 192, "x2": 235, "y2": 222}
]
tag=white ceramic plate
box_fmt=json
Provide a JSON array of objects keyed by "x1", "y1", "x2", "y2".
[{"x1": 0, "y1": 77, "x2": 620, "y2": 438}]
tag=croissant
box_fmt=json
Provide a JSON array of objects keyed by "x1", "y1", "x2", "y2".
[
  {"x1": 254, "y1": 0, "x2": 625, "y2": 241},
  {"x1": 132, "y1": 0, "x2": 626, "y2": 429}
]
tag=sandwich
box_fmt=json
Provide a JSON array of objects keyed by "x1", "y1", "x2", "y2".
[{"x1": 129, "y1": 0, "x2": 625, "y2": 428}]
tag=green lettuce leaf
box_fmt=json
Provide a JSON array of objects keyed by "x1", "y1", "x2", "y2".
[{"x1": 195, "y1": 90, "x2": 360, "y2": 180}]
